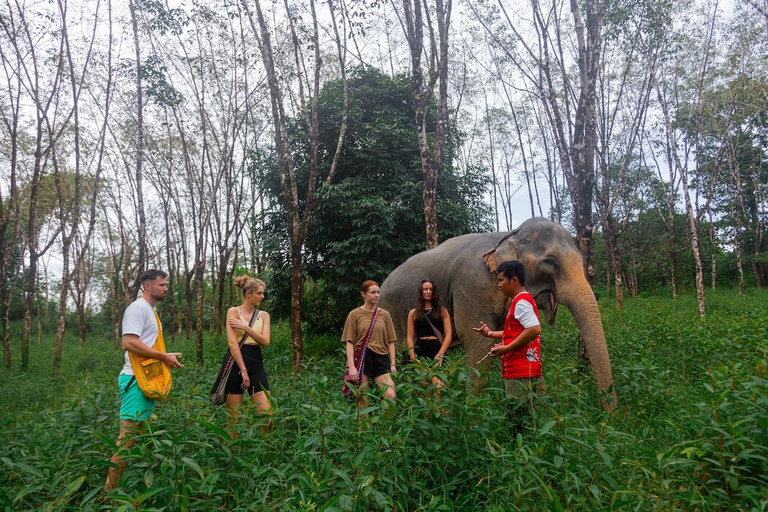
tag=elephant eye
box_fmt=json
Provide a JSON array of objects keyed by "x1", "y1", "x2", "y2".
[{"x1": 542, "y1": 257, "x2": 557, "y2": 268}]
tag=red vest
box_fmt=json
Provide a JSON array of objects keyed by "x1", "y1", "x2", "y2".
[{"x1": 501, "y1": 292, "x2": 542, "y2": 379}]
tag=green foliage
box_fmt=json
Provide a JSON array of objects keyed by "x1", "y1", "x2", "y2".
[
  {"x1": 252, "y1": 67, "x2": 492, "y2": 331},
  {"x1": 2, "y1": 289, "x2": 768, "y2": 509}
]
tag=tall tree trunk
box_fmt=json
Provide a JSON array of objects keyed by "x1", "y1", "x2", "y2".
[
  {"x1": 185, "y1": 269, "x2": 194, "y2": 341},
  {"x1": 0, "y1": 42, "x2": 23, "y2": 369},
  {"x1": 568, "y1": 0, "x2": 605, "y2": 287},
  {"x1": 53, "y1": 0, "x2": 87, "y2": 369},
  {"x1": 730, "y1": 135, "x2": 747, "y2": 297},
  {"x1": 669, "y1": 211, "x2": 679, "y2": 297},
  {"x1": 401, "y1": 0, "x2": 452, "y2": 249},
  {"x1": 242, "y1": 0, "x2": 349, "y2": 365},
  {"x1": 195, "y1": 261, "x2": 204, "y2": 363},
  {"x1": 604, "y1": 217, "x2": 623, "y2": 310},
  {"x1": 682, "y1": 172, "x2": 706, "y2": 316},
  {"x1": 21, "y1": 132, "x2": 43, "y2": 371},
  {"x1": 708, "y1": 209, "x2": 717, "y2": 290},
  {"x1": 289, "y1": 247, "x2": 303, "y2": 366},
  {"x1": 731, "y1": 200, "x2": 745, "y2": 296},
  {"x1": 128, "y1": 0, "x2": 147, "y2": 299}
]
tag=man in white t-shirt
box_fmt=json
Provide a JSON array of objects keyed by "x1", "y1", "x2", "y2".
[{"x1": 105, "y1": 269, "x2": 184, "y2": 491}]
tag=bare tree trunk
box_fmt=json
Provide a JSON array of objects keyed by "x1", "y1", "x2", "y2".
[
  {"x1": 128, "y1": 0, "x2": 147, "y2": 299},
  {"x1": 184, "y1": 269, "x2": 194, "y2": 341},
  {"x1": 195, "y1": 261, "x2": 205, "y2": 363},
  {"x1": 21, "y1": 98, "x2": 45, "y2": 371},
  {"x1": 483, "y1": 92, "x2": 500, "y2": 232},
  {"x1": 569, "y1": 0, "x2": 605, "y2": 287},
  {"x1": 102, "y1": 205, "x2": 122, "y2": 349},
  {"x1": 53, "y1": 0, "x2": 90, "y2": 368},
  {"x1": 242, "y1": 0, "x2": 349, "y2": 365},
  {"x1": 682, "y1": 172, "x2": 706, "y2": 316},
  {"x1": 164, "y1": 211, "x2": 176, "y2": 343},
  {"x1": 731, "y1": 200, "x2": 745, "y2": 296},
  {"x1": 708, "y1": 209, "x2": 717, "y2": 290},
  {"x1": 0, "y1": 17, "x2": 24, "y2": 369},
  {"x1": 52, "y1": 151, "x2": 73, "y2": 370},
  {"x1": 604, "y1": 217, "x2": 624, "y2": 310},
  {"x1": 401, "y1": 0, "x2": 452, "y2": 248},
  {"x1": 289, "y1": 247, "x2": 303, "y2": 366},
  {"x1": 730, "y1": 133, "x2": 747, "y2": 296}
]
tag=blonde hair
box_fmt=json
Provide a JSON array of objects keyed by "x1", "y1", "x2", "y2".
[{"x1": 234, "y1": 274, "x2": 265, "y2": 296}]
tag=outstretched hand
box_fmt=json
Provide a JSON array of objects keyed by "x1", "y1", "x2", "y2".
[{"x1": 473, "y1": 321, "x2": 491, "y2": 337}]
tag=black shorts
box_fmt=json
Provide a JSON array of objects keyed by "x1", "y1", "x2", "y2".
[
  {"x1": 226, "y1": 345, "x2": 270, "y2": 395},
  {"x1": 415, "y1": 338, "x2": 442, "y2": 360},
  {"x1": 362, "y1": 350, "x2": 391, "y2": 379}
]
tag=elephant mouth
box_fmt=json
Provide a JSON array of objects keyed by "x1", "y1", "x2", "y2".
[{"x1": 534, "y1": 290, "x2": 558, "y2": 325}]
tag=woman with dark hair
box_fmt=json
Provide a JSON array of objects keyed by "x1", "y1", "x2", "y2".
[
  {"x1": 406, "y1": 280, "x2": 452, "y2": 387},
  {"x1": 342, "y1": 280, "x2": 398, "y2": 404},
  {"x1": 224, "y1": 274, "x2": 271, "y2": 433}
]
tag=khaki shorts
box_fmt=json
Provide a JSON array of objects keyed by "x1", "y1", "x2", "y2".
[{"x1": 504, "y1": 376, "x2": 545, "y2": 401}]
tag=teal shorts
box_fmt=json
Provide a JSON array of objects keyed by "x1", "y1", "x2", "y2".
[{"x1": 118, "y1": 373, "x2": 156, "y2": 421}]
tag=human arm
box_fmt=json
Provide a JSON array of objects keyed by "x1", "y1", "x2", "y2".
[
  {"x1": 385, "y1": 311, "x2": 397, "y2": 374},
  {"x1": 489, "y1": 325, "x2": 542, "y2": 357},
  {"x1": 472, "y1": 321, "x2": 503, "y2": 340},
  {"x1": 389, "y1": 340, "x2": 397, "y2": 374},
  {"x1": 342, "y1": 311, "x2": 359, "y2": 383},
  {"x1": 122, "y1": 335, "x2": 183, "y2": 368},
  {"x1": 227, "y1": 311, "x2": 271, "y2": 347},
  {"x1": 406, "y1": 310, "x2": 417, "y2": 362},
  {"x1": 225, "y1": 308, "x2": 251, "y2": 389},
  {"x1": 435, "y1": 309, "x2": 453, "y2": 366},
  {"x1": 345, "y1": 341, "x2": 358, "y2": 383}
]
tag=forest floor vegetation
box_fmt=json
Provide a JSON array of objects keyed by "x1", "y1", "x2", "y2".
[{"x1": 1, "y1": 288, "x2": 767, "y2": 510}]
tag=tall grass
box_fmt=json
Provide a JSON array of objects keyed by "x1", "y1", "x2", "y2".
[{"x1": 1, "y1": 288, "x2": 767, "y2": 510}]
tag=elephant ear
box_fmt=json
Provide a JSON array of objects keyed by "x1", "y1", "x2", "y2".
[{"x1": 482, "y1": 232, "x2": 518, "y2": 273}]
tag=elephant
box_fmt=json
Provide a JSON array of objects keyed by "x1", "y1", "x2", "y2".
[{"x1": 379, "y1": 217, "x2": 616, "y2": 409}]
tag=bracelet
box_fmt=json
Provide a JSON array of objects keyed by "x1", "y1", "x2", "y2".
[{"x1": 436, "y1": 354, "x2": 444, "y2": 359}]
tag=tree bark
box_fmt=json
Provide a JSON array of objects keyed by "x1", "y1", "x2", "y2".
[
  {"x1": 242, "y1": 0, "x2": 349, "y2": 365},
  {"x1": 128, "y1": 0, "x2": 147, "y2": 299},
  {"x1": 401, "y1": 0, "x2": 452, "y2": 249}
]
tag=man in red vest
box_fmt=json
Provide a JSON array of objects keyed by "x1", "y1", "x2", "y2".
[{"x1": 474, "y1": 260, "x2": 543, "y2": 429}]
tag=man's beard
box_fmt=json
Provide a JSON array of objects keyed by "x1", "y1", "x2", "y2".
[{"x1": 151, "y1": 292, "x2": 166, "y2": 301}]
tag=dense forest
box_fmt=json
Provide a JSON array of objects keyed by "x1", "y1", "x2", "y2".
[{"x1": 1, "y1": 0, "x2": 766, "y2": 369}]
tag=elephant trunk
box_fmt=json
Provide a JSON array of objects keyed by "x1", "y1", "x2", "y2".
[{"x1": 558, "y1": 277, "x2": 618, "y2": 411}]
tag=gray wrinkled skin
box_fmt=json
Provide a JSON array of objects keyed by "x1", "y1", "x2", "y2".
[{"x1": 379, "y1": 217, "x2": 616, "y2": 409}]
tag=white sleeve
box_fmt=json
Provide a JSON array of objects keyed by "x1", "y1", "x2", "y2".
[
  {"x1": 514, "y1": 300, "x2": 540, "y2": 329},
  {"x1": 122, "y1": 304, "x2": 145, "y2": 336}
]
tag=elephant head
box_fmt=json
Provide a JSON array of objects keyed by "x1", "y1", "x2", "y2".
[{"x1": 481, "y1": 218, "x2": 617, "y2": 410}]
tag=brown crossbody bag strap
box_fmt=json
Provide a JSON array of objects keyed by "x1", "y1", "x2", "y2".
[{"x1": 424, "y1": 310, "x2": 444, "y2": 345}]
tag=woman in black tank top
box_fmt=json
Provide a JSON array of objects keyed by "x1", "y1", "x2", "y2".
[{"x1": 406, "y1": 280, "x2": 452, "y2": 388}]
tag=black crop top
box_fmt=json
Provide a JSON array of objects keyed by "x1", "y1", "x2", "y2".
[{"x1": 414, "y1": 309, "x2": 444, "y2": 339}]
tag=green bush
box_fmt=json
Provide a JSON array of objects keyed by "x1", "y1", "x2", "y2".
[{"x1": 1, "y1": 288, "x2": 768, "y2": 510}]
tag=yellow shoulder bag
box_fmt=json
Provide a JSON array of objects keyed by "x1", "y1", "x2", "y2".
[{"x1": 128, "y1": 311, "x2": 172, "y2": 401}]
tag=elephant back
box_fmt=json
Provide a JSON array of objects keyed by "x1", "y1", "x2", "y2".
[{"x1": 379, "y1": 232, "x2": 510, "y2": 347}]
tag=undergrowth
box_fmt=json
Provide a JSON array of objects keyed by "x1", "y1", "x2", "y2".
[{"x1": 1, "y1": 289, "x2": 767, "y2": 510}]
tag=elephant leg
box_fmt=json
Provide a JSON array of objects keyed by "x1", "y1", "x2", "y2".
[{"x1": 453, "y1": 303, "x2": 501, "y2": 392}]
